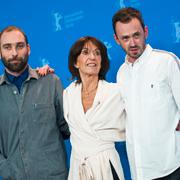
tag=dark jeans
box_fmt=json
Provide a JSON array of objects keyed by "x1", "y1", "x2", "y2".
[{"x1": 153, "y1": 167, "x2": 180, "y2": 180}]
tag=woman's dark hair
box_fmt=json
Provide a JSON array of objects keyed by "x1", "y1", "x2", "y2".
[{"x1": 68, "y1": 36, "x2": 110, "y2": 83}]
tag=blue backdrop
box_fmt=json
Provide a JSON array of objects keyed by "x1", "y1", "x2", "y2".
[{"x1": 0, "y1": 0, "x2": 179, "y2": 179}]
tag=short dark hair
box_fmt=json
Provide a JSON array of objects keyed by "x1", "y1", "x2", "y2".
[
  {"x1": 0, "y1": 25, "x2": 28, "y2": 45},
  {"x1": 112, "y1": 7, "x2": 145, "y2": 35},
  {"x1": 68, "y1": 36, "x2": 110, "y2": 83}
]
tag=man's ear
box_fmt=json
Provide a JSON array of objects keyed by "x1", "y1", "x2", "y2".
[
  {"x1": 27, "y1": 44, "x2": 31, "y2": 56},
  {"x1": 114, "y1": 34, "x2": 121, "y2": 45},
  {"x1": 144, "y1": 26, "x2": 148, "y2": 39},
  {"x1": 0, "y1": 43, "x2": 1, "y2": 59},
  {"x1": 0, "y1": 33, "x2": 1, "y2": 58}
]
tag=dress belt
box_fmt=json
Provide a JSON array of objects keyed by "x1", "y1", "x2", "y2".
[{"x1": 73, "y1": 143, "x2": 115, "y2": 180}]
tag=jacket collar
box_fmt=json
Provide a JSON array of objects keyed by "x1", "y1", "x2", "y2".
[{"x1": 0, "y1": 65, "x2": 39, "y2": 85}]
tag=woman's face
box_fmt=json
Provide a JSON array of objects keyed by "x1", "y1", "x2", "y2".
[{"x1": 75, "y1": 41, "x2": 101, "y2": 79}]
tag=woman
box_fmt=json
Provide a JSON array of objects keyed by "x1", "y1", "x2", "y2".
[{"x1": 64, "y1": 36, "x2": 125, "y2": 180}]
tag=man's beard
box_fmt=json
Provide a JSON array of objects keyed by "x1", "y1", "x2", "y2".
[
  {"x1": 127, "y1": 43, "x2": 146, "y2": 60},
  {"x1": 127, "y1": 45, "x2": 142, "y2": 59},
  {"x1": 1, "y1": 54, "x2": 28, "y2": 73}
]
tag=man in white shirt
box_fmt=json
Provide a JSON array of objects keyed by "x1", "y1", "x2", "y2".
[{"x1": 112, "y1": 7, "x2": 180, "y2": 180}]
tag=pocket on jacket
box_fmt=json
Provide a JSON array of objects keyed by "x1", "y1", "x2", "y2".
[{"x1": 32, "y1": 103, "x2": 55, "y2": 123}]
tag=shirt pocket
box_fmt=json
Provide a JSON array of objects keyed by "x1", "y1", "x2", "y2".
[
  {"x1": 32, "y1": 103, "x2": 56, "y2": 123},
  {"x1": 143, "y1": 79, "x2": 170, "y2": 104}
]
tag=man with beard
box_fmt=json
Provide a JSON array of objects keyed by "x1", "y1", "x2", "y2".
[
  {"x1": 0, "y1": 26, "x2": 70, "y2": 180},
  {"x1": 113, "y1": 7, "x2": 180, "y2": 180}
]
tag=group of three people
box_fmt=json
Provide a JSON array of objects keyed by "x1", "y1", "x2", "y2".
[{"x1": 0, "y1": 7, "x2": 179, "y2": 180}]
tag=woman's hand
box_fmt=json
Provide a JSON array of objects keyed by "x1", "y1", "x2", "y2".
[
  {"x1": 36, "y1": 64, "x2": 54, "y2": 76},
  {"x1": 176, "y1": 121, "x2": 180, "y2": 131}
]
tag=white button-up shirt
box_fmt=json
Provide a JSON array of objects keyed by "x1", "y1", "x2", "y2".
[{"x1": 117, "y1": 44, "x2": 180, "y2": 180}]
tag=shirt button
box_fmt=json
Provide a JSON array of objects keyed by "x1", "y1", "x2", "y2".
[
  {"x1": 13, "y1": 90, "x2": 17, "y2": 95},
  {"x1": 21, "y1": 149, "x2": 24, "y2": 155},
  {"x1": 24, "y1": 162, "x2": 28, "y2": 170}
]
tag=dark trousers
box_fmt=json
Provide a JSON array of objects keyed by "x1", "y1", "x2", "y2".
[{"x1": 153, "y1": 167, "x2": 180, "y2": 180}]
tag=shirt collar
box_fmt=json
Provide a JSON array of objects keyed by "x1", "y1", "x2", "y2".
[
  {"x1": 125, "y1": 44, "x2": 152, "y2": 66},
  {"x1": 5, "y1": 66, "x2": 29, "y2": 84}
]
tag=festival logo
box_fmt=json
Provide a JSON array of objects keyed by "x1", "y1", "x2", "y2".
[{"x1": 53, "y1": 11, "x2": 84, "y2": 31}]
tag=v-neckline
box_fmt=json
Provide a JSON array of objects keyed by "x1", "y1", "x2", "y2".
[{"x1": 79, "y1": 80, "x2": 102, "y2": 116}]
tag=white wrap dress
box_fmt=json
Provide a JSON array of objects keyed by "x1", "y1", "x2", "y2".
[{"x1": 63, "y1": 80, "x2": 125, "y2": 180}]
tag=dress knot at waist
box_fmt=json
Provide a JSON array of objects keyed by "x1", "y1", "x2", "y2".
[
  {"x1": 73, "y1": 143, "x2": 115, "y2": 180},
  {"x1": 79, "y1": 157, "x2": 94, "y2": 180}
]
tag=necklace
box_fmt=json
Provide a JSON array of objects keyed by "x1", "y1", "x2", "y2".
[
  {"x1": 81, "y1": 84, "x2": 98, "y2": 113},
  {"x1": 82, "y1": 85, "x2": 98, "y2": 97}
]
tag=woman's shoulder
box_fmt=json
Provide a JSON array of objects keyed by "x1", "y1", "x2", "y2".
[{"x1": 65, "y1": 81, "x2": 80, "y2": 91}]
